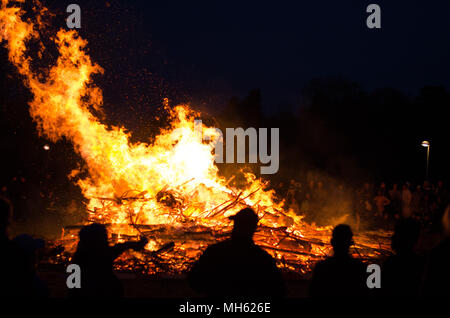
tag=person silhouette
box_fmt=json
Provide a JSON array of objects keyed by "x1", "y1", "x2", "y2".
[
  {"x1": 382, "y1": 218, "x2": 424, "y2": 297},
  {"x1": 0, "y1": 197, "x2": 34, "y2": 297},
  {"x1": 187, "y1": 208, "x2": 285, "y2": 297},
  {"x1": 309, "y1": 224, "x2": 367, "y2": 297},
  {"x1": 12, "y1": 234, "x2": 49, "y2": 297},
  {"x1": 423, "y1": 205, "x2": 450, "y2": 297},
  {"x1": 69, "y1": 223, "x2": 148, "y2": 298}
]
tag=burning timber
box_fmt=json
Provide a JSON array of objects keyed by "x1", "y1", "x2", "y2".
[
  {"x1": 0, "y1": 1, "x2": 393, "y2": 278},
  {"x1": 55, "y1": 219, "x2": 393, "y2": 277},
  {"x1": 49, "y1": 189, "x2": 393, "y2": 276}
]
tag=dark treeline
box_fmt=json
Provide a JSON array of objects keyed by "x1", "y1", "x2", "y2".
[{"x1": 217, "y1": 78, "x2": 449, "y2": 187}]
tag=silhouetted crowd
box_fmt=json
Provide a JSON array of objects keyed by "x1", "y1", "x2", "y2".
[
  {"x1": 310, "y1": 214, "x2": 450, "y2": 298},
  {"x1": 279, "y1": 179, "x2": 449, "y2": 230},
  {"x1": 1, "y1": 195, "x2": 449, "y2": 298}
]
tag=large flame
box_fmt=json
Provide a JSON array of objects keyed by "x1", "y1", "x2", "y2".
[{"x1": 0, "y1": 0, "x2": 301, "y2": 230}]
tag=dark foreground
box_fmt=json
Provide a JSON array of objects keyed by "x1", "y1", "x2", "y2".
[{"x1": 39, "y1": 266, "x2": 310, "y2": 298}]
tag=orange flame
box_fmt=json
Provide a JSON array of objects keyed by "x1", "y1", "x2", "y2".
[{"x1": 0, "y1": 0, "x2": 311, "y2": 233}]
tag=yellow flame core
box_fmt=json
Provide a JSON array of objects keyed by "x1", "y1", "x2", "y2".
[{"x1": 0, "y1": 1, "x2": 319, "y2": 235}]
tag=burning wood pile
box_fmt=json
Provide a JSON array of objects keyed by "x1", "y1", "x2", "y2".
[
  {"x1": 1, "y1": 0, "x2": 392, "y2": 276},
  {"x1": 53, "y1": 187, "x2": 392, "y2": 276},
  {"x1": 56, "y1": 221, "x2": 392, "y2": 276}
]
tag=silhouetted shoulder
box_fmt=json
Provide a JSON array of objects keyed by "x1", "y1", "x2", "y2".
[
  {"x1": 423, "y1": 238, "x2": 450, "y2": 296},
  {"x1": 195, "y1": 240, "x2": 234, "y2": 262},
  {"x1": 317, "y1": 255, "x2": 365, "y2": 270},
  {"x1": 252, "y1": 244, "x2": 279, "y2": 266},
  {"x1": 0, "y1": 238, "x2": 34, "y2": 297},
  {"x1": 203, "y1": 239, "x2": 233, "y2": 254},
  {"x1": 382, "y1": 253, "x2": 425, "y2": 297},
  {"x1": 310, "y1": 256, "x2": 367, "y2": 297}
]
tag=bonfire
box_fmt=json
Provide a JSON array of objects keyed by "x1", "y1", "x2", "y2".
[{"x1": 0, "y1": 0, "x2": 392, "y2": 276}]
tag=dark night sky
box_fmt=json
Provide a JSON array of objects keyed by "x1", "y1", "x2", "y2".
[
  {"x1": 53, "y1": 0, "x2": 450, "y2": 113},
  {"x1": 146, "y1": 1, "x2": 450, "y2": 102},
  {"x1": 2, "y1": 0, "x2": 450, "y2": 183}
]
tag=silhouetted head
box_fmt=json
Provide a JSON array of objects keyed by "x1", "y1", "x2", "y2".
[
  {"x1": 229, "y1": 208, "x2": 258, "y2": 240},
  {"x1": 331, "y1": 224, "x2": 354, "y2": 256},
  {"x1": 0, "y1": 197, "x2": 12, "y2": 237},
  {"x1": 77, "y1": 223, "x2": 109, "y2": 252},
  {"x1": 391, "y1": 218, "x2": 421, "y2": 254}
]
